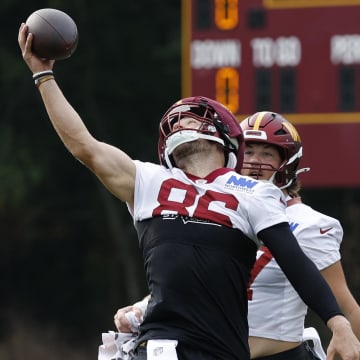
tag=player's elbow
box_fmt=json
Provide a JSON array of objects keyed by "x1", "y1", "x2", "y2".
[{"x1": 69, "y1": 138, "x2": 100, "y2": 168}]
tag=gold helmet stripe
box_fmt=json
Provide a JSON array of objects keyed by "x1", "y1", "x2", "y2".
[
  {"x1": 253, "y1": 111, "x2": 268, "y2": 130},
  {"x1": 283, "y1": 122, "x2": 301, "y2": 141}
]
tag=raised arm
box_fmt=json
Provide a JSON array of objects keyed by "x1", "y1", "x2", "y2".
[{"x1": 18, "y1": 23, "x2": 136, "y2": 205}]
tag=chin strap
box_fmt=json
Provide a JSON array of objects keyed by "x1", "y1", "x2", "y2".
[
  {"x1": 213, "y1": 116, "x2": 239, "y2": 152},
  {"x1": 164, "y1": 129, "x2": 239, "y2": 169},
  {"x1": 296, "y1": 167, "x2": 311, "y2": 177},
  {"x1": 164, "y1": 146, "x2": 238, "y2": 170},
  {"x1": 164, "y1": 150, "x2": 174, "y2": 169},
  {"x1": 278, "y1": 167, "x2": 311, "y2": 190},
  {"x1": 226, "y1": 152, "x2": 237, "y2": 169}
]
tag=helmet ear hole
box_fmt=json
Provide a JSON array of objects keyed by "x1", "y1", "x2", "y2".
[{"x1": 274, "y1": 128, "x2": 287, "y2": 136}]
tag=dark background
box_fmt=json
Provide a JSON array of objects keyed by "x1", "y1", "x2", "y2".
[{"x1": 0, "y1": 1, "x2": 359, "y2": 358}]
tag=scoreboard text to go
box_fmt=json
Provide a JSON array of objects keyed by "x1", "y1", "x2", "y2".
[{"x1": 191, "y1": 34, "x2": 360, "y2": 114}]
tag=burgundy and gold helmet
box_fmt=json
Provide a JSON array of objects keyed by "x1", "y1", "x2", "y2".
[
  {"x1": 240, "y1": 111, "x2": 309, "y2": 188},
  {"x1": 158, "y1": 96, "x2": 244, "y2": 170}
]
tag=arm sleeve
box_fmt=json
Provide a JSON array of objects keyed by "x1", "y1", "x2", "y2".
[{"x1": 258, "y1": 222, "x2": 343, "y2": 324}]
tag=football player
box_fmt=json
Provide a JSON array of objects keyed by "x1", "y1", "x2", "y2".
[
  {"x1": 241, "y1": 112, "x2": 360, "y2": 360},
  {"x1": 114, "y1": 112, "x2": 360, "y2": 360},
  {"x1": 18, "y1": 23, "x2": 360, "y2": 360}
]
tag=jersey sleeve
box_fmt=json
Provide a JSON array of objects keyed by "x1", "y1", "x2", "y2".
[
  {"x1": 130, "y1": 160, "x2": 165, "y2": 221},
  {"x1": 245, "y1": 181, "x2": 288, "y2": 235},
  {"x1": 288, "y1": 204, "x2": 343, "y2": 270},
  {"x1": 259, "y1": 223, "x2": 343, "y2": 324}
]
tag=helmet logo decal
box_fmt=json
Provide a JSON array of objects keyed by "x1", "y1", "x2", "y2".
[{"x1": 283, "y1": 122, "x2": 301, "y2": 141}]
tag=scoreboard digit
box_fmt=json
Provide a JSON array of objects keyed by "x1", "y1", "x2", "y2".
[{"x1": 182, "y1": 0, "x2": 360, "y2": 187}]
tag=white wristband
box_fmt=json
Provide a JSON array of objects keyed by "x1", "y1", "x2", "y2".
[
  {"x1": 32, "y1": 70, "x2": 54, "y2": 79},
  {"x1": 133, "y1": 297, "x2": 149, "y2": 315}
]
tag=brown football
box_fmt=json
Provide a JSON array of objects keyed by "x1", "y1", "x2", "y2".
[{"x1": 26, "y1": 8, "x2": 79, "y2": 60}]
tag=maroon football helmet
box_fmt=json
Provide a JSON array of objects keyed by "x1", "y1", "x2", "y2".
[
  {"x1": 240, "y1": 111, "x2": 309, "y2": 188},
  {"x1": 158, "y1": 96, "x2": 244, "y2": 170}
]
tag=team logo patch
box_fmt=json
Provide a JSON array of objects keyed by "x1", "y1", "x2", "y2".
[
  {"x1": 289, "y1": 221, "x2": 299, "y2": 232},
  {"x1": 224, "y1": 175, "x2": 258, "y2": 193},
  {"x1": 320, "y1": 227, "x2": 333, "y2": 234}
]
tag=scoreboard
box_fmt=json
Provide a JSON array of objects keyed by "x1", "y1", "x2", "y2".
[{"x1": 181, "y1": 0, "x2": 360, "y2": 187}]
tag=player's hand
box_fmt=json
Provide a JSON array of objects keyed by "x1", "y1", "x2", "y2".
[
  {"x1": 18, "y1": 23, "x2": 54, "y2": 74},
  {"x1": 114, "y1": 305, "x2": 143, "y2": 333},
  {"x1": 326, "y1": 315, "x2": 360, "y2": 360}
]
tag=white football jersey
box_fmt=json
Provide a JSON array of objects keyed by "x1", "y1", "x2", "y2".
[
  {"x1": 248, "y1": 197, "x2": 343, "y2": 341},
  {"x1": 129, "y1": 160, "x2": 288, "y2": 243}
]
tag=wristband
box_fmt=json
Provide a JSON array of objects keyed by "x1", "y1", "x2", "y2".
[
  {"x1": 32, "y1": 70, "x2": 54, "y2": 80},
  {"x1": 35, "y1": 75, "x2": 54, "y2": 88}
]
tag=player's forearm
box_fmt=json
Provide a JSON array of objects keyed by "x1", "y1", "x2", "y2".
[
  {"x1": 38, "y1": 78, "x2": 95, "y2": 159},
  {"x1": 327, "y1": 314, "x2": 351, "y2": 332},
  {"x1": 347, "y1": 307, "x2": 360, "y2": 340}
]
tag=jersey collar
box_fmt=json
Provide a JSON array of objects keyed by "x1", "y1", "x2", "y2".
[
  {"x1": 286, "y1": 196, "x2": 302, "y2": 207},
  {"x1": 185, "y1": 167, "x2": 233, "y2": 183}
]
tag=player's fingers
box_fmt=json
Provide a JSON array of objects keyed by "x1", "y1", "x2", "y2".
[
  {"x1": 18, "y1": 23, "x2": 27, "y2": 49},
  {"x1": 24, "y1": 32, "x2": 33, "y2": 55},
  {"x1": 114, "y1": 306, "x2": 133, "y2": 332},
  {"x1": 114, "y1": 313, "x2": 132, "y2": 332},
  {"x1": 114, "y1": 315, "x2": 121, "y2": 331},
  {"x1": 114, "y1": 306, "x2": 131, "y2": 327},
  {"x1": 18, "y1": 25, "x2": 33, "y2": 60},
  {"x1": 114, "y1": 305, "x2": 133, "y2": 319}
]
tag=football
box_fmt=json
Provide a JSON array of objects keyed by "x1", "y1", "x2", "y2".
[{"x1": 25, "y1": 8, "x2": 79, "y2": 60}]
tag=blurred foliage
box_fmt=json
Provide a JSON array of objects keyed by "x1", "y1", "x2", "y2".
[{"x1": 0, "y1": 0, "x2": 181, "y2": 355}]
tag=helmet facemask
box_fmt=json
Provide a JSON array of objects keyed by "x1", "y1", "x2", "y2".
[
  {"x1": 240, "y1": 112, "x2": 310, "y2": 189},
  {"x1": 158, "y1": 97, "x2": 243, "y2": 170},
  {"x1": 241, "y1": 143, "x2": 289, "y2": 186}
]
